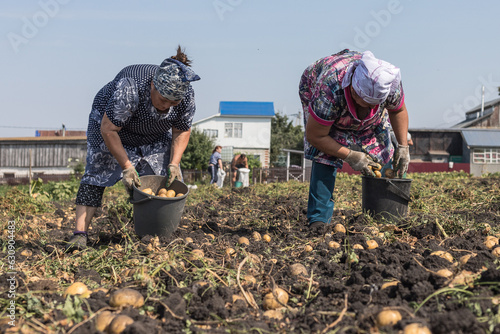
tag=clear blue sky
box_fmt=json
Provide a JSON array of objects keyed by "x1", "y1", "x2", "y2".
[{"x1": 1, "y1": 0, "x2": 500, "y2": 137}]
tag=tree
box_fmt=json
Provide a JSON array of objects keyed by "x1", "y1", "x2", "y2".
[
  {"x1": 181, "y1": 127, "x2": 215, "y2": 170},
  {"x1": 270, "y1": 112, "x2": 304, "y2": 167}
]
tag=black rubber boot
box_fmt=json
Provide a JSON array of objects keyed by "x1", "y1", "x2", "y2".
[{"x1": 65, "y1": 234, "x2": 88, "y2": 252}]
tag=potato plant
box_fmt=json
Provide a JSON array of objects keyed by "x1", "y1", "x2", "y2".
[{"x1": 0, "y1": 172, "x2": 499, "y2": 333}]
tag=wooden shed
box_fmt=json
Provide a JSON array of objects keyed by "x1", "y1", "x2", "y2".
[{"x1": 0, "y1": 136, "x2": 87, "y2": 182}]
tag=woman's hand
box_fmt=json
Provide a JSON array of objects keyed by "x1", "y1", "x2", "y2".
[
  {"x1": 122, "y1": 166, "x2": 141, "y2": 192},
  {"x1": 344, "y1": 150, "x2": 378, "y2": 176},
  {"x1": 167, "y1": 164, "x2": 182, "y2": 186},
  {"x1": 393, "y1": 145, "x2": 410, "y2": 177}
]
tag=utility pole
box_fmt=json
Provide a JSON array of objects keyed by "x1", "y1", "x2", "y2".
[{"x1": 480, "y1": 86, "x2": 485, "y2": 117}]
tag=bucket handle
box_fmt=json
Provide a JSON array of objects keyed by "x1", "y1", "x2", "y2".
[
  {"x1": 386, "y1": 179, "x2": 411, "y2": 202},
  {"x1": 129, "y1": 196, "x2": 153, "y2": 205}
]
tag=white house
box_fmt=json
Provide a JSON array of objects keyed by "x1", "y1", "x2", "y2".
[{"x1": 193, "y1": 101, "x2": 275, "y2": 168}]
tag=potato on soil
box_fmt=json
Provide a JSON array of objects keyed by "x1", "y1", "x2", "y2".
[
  {"x1": 459, "y1": 253, "x2": 475, "y2": 265},
  {"x1": 243, "y1": 275, "x2": 257, "y2": 285},
  {"x1": 263, "y1": 234, "x2": 271, "y2": 242},
  {"x1": 185, "y1": 237, "x2": 193, "y2": 244},
  {"x1": 363, "y1": 226, "x2": 379, "y2": 236},
  {"x1": 381, "y1": 281, "x2": 398, "y2": 290},
  {"x1": 262, "y1": 288, "x2": 289, "y2": 310},
  {"x1": 376, "y1": 309, "x2": 402, "y2": 327},
  {"x1": 232, "y1": 294, "x2": 245, "y2": 303},
  {"x1": 435, "y1": 268, "x2": 453, "y2": 278},
  {"x1": 430, "y1": 250, "x2": 454, "y2": 263},
  {"x1": 263, "y1": 309, "x2": 285, "y2": 320},
  {"x1": 225, "y1": 248, "x2": 236, "y2": 257},
  {"x1": 238, "y1": 237, "x2": 250, "y2": 245},
  {"x1": 366, "y1": 240, "x2": 379, "y2": 249},
  {"x1": 403, "y1": 323, "x2": 432, "y2": 334},
  {"x1": 484, "y1": 238, "x2": 498, "y2": 249},
  {"x1": 190, "y1": 249, "x2": 205, "y2": 260},
  {"x1": 304, "y1": 245, "x2": 313, "y2": 252},
  {"x1": 251, "y1": 231, "x2": 262, "y2": 241},
  {"x1": 94, "y1": 311, "x2": 115, "y2": 332},
  {"x1": 289, "y1": 263, "x2": 308, "y2": 277},
  {"x1": 64, "y1": 282, "x2": 91, "y2": 298},
  {"x1": 334, "y1": 224, "x2": 346, "y2": 233},
  {"x1": 328, "y1": 241, "x2": 341, "y2": 249},
  {"x1": 353, "y1": 244, "x2": 364, "y2": 250},
  {"x1": 109, "y1": 288, "x2": 144, "y2": 308},
  {"x1": 492, "y1": 247, "x2": 500, "y2": 257},
  {"x1": 107, "y1": 315, "x2": 134, "y2": 334}
]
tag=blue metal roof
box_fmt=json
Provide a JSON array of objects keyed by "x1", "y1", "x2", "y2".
[
  {"x1": 461, "y1": 129, "x2": 500, "y2": 148},
  {"x1": 219, "y1": 101, "x2": 275, "y2": 116}
]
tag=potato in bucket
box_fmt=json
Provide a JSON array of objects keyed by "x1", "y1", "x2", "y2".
[{"x1": 131, "y1": 176, "x2": 189, "y2": 237}]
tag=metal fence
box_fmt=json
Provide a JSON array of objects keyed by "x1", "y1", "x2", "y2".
[
  {"x1": 252, "y1": 167, "x2": 311, "y2": 184},
  {"x1": 182, "y1": 167, "x2": 311, "y2": 186}
]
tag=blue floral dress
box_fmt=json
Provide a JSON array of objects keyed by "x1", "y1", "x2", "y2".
[
  {"x1": 81, "y1": 64, "x2": 196, "y2": 187},
  {"x1": 299, "y1": 49, "x2": 405, "y2": 168}
]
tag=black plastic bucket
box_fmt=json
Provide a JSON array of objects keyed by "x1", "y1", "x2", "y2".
[
  {"x1": 361, "y1": 176, "x2": 412, "y2": 222},
  {"x1": 130, "y1": 175, "x2": 189, "y2": 237}
]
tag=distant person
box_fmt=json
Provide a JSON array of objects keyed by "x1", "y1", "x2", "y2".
[
  {"x1": 208, "y1": 146, "x2": 223, "y2": 185},
  {"x1": 231, "y1": 153, "x2": 248, "y2": 185},
  {"x1": 65, "y1": 46, "x2": 201, "y2": 251},
  {"x1": 299, "y1": 49, "x2": 410, "y2": 232}
]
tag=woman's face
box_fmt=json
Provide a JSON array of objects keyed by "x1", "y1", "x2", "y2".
[
  {"x1": 350, "y1": 85, "x2": 377, "y2": 109},
  {"x1": 150, "y1": 82, "x2": 181, "y2": 113}
]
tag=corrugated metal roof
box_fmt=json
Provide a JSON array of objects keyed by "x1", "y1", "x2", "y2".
[
  {"x1": 461, "y1": 129, "x2": 500, "y2": 147},
  {"x1": 466, "y1": 96, "x2": 500, "y2": 115},
  {"x1": 219, "y1": 101, "x2": 275, "y2": 116}
]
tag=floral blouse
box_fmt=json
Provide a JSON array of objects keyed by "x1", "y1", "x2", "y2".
[{"x1": 299, "y1": 49, "x2": 404, "y2": 168}]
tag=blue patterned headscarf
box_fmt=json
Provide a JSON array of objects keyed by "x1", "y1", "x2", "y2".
[{"x1": 153, "y1": 58, "x2": 200, "y2": 101}]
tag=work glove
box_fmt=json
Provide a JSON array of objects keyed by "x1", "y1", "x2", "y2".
[
  {"x1": 344, "y1": 150, "x2": 378, "y2": 176},
  {"x1": 122, "y1": 166, "x2": 140, "y2": 192},
  {"x1": 167, "y1": 163, "x2": 182, "y2": 186},
  {"x1": 393, "y1": 145, "x2": 410, "y2": 178}
]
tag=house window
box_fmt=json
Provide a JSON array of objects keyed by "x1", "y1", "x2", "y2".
[
  {"x1": 473, "y1": 148, "x2": 500, "y2": 164},
  {"x1": 234, "y1": 123, "x2": 242, "y2": 138},
  {"x1": 224, "y1": 123, "x2": 242, "y2": 138},
  {"x1": 203, "y1": 129, "x2": 218, "y2": 138},
  {"x1": 225, "y1": 123, "x2": 233, "y2": 138}
]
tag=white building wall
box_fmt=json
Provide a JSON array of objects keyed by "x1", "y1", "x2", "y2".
[
  {"x1": 195, "y1": 116, "x2": 271, "y2": 149},
  {"x1": 194, "y1": 116, "x2": 272, "y2": 168}
]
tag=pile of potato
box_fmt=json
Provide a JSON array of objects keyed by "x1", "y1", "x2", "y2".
[
  {"x1": 370, "y1": 163, "x2": 382, "y2": 178},
  {"x1": 141, "y1": 187, "x2": 184, "y2": 198}
]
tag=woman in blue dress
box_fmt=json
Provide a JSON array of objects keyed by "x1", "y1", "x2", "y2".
[{"x1": 65, "y1": 46, "x2": 200, "y2": 251}]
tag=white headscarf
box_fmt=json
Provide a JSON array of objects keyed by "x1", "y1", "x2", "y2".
[{"x1": 341, "y1": 51, "x2": 401, "y2": 105}]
